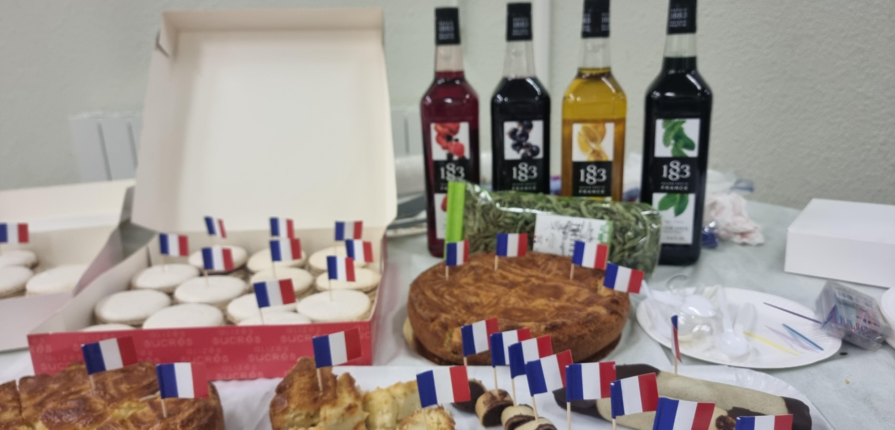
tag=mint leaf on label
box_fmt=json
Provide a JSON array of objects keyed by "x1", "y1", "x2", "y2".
[
  {"x1": 671, "y1": 146, "x2": 687, "y2": 157},
  {"x1": 658, "y1": 194, "x2": 678, "y2": 211},
  {"x1": 662, "y1": 122, "x2": 683, "y2": 148},
  {"x1": 679, "y1": 133, "x2": 696, "y2": 150},
  {"x1": 674, "y1": 193, "x2": 689, "y2": 217}
]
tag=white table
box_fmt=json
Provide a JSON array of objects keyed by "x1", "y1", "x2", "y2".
[{"x1": 2, "y1": 201, "x2": 891, "y2": 429}]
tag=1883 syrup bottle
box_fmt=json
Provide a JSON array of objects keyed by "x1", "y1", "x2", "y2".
[
  {"x1": 641, "y1": 0, "x2": 713, "y2": 265},
  {"x1": 491, "y1": 2, "x2": 551, "y2": 193},
  {"x1": 421, "y1": 7, "x2": 480, "y2": 257}
]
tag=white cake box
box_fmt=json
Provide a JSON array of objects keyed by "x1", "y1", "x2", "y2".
[
  {"x1": 28, "y1": 8, "x2": 397, "y2": 379},
  {"x1": 785, "y1": 199, "x2": 895, "y2": 288},
  {"x1": 0, "y1": 180, "x2": 133, "y2": 350}
]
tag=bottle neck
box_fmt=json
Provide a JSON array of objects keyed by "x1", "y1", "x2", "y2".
[
  {"x1": 578, "y1": 37, "x2": 611, "y2": 71},
  {"x1": 502, "y1": 40, "x2": 536, "y2": 78},
  {"x1": 662, "y1": 33, "x2": 697, "y2": 71},
  {"x1": 435, "y1": 44, "x2": 465, "y2": 74}
]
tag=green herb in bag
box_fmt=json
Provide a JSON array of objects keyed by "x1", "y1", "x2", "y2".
[{"x1": 447, "y1": 182, "x2": 662, "y2": 275}]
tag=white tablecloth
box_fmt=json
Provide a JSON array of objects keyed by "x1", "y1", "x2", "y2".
[{"x1": 1, "y1": 201, "x2": 892, "y2": 428}]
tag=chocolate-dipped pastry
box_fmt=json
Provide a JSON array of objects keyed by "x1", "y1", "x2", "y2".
[
  {"x1": 501, "y1": 405, "x2": 535, "y2": 430},
  {"x1": 475, "y1": 389, "x2": 513, "y2": 427},
  {"x1": 515, "y1": 417, "x2": 556, "y2": 430},
  {"x1": 451, "y1": 379, "x2": 486, "y2": 413},
  {"x1": 552, "y1": 364, "x2": 812, "y2": 430}
]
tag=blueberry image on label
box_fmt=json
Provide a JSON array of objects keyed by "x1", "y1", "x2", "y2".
[{"x1": 505, "y1": 120, "x2": 543, "y2": 160}]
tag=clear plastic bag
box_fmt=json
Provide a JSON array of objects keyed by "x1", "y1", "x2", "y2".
[
  {"x1": 448, "y1": 182, "x2": 662, "y2": 275},
  {"x1": 816, "y1": 280, "x2": 891, "y2": 350}
]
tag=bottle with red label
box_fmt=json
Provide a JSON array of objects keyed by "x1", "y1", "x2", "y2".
[{"x1": 420, "y1": 7, "x2": 480, "y2": 257}]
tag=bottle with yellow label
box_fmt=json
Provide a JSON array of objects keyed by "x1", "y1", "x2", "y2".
[{"x1": 561, "y1": 0, "x2": 626, "y2": 201}]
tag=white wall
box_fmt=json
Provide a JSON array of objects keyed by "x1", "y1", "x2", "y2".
[{"x1": 0, "y1": 0, "x2": 893, "y2": 208}]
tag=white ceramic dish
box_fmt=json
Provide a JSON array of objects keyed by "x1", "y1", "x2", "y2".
[{"x1": 637, "y1": 287, "x2": 841, "y2": 369}]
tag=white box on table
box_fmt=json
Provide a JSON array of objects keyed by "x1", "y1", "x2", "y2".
[
  {"x1": 0, "y1": 180, "x2": 132, "y2": 350},
  {"x1": 785, "y1": 199, "x2": 895, "y2": 288},
  {"x1": 28, "y1": 8, "x2": 397, "y2": 378}
]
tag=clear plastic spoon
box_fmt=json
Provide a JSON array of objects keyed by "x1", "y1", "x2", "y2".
[{"x1": 715, "y1": 287, "x2": 750, "y2": 358}]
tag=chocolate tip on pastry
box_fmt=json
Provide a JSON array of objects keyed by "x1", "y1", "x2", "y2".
[
  {"x1": 475, "y1": 389, "x2": 513, "y2": 427},
  {"x1": 516, "y1": 417, "x2": 556, "y2": 430},
  {"x1": 451, "y1": 379, "x2": 485, "y2": 413},
  {"x1": 501, "y1": 405, "x2": 535, "y2": 430}
]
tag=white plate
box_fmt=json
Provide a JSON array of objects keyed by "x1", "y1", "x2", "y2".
[
  {"x1": 881, "y1": 288, "x2": 895, "y2": 348},
  {"x1": 215, "y1": 365, "x2": 832, "y2": 430},
  {"x1": 636, "y1": 287, "x2": 842, "y2": 369}
]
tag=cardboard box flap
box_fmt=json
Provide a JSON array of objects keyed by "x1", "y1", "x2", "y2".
[
  {"x1": 134, "y1": 8, "x2": 396, "y2": 234},
  {"x1": 0, "y1": 180, "x2": 133, "y2": 229}
]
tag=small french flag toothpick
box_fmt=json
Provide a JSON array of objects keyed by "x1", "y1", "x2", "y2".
[
  {"x1": 416, "y1": 366, "x2": 471, "y2": 408},
  {"x1": 204, "y1": 216, "x2": 227, "y2": 238},
  {"x1": 735, "y1": 415, "x2": 794, "y2": 430},
  {"x1": 345, "y1": 239, "x2": 374, "y2": 263},
  {"x1": 604, "y1": 262, "x2": 644, "y2": 294},
  {"x1": 312, "y1": 328, "x2": 363, "y2": 368},
  {"x1": 445, "y1": 240, "x2": 469, "y2": 267},
  {"x1": 496, "y1": 233, "x2": 527, "y2": 258},
  {"x1": 610, "y1": 373, "x2": 659, "y2": 418},
  {"x1": 572, "y1": 240, "x2": 609, "y2": 270},
  {"x1": 327, "y1": 256, "x2": 356, "y2": 282},
  {"x1": 0, "y1": 223, "x2": 29, "y2": 244},
  {"x1": 672, "y1": 315, "x2": 682, "y2": 374},
  {"x1": 653, "y1": 397, "x2": 715, "y2": 430},
  {"x1": 508, "y1": 336, "x2": 553, "y2": 378},
  {"x1": 525, "y1": 350, "x2": 573, "y2": 396},
  {"x1": 253, "y1": 279, "x2": 296, "y2": 308},
  {"x1": 270, "y1": 238, "x2": 302, "y2": 262},
  {"x1": 565, "y1": 362, "x2": 616, "y2": 401},
  {"x1": 270, "y1": 217, "x2": 295, "y2": 238},
  {"x1": 490, "y1": 328, "x2": 532, "y2": 367},
  {"x1": 202, "y1": 246, "x2": 234, "y2": 272},
  {"x1": 81, "y1": 337, "x2": 138, "y2": 375},
  {"x1": 156, "y1": 362, "x2": 209, "y2": 399},
  {"x1": 461, "y1": 318, "x2": 499, "y2": 358},
  {"x1": 159, "y1": 233, "x2": 189, "y2": 257},
  {"x1": 335, "y1": 221, "x2": 363, "y2": 241}
]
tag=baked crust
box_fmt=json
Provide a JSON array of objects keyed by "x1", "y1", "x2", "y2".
[
  {"x1": 12, "y1": 361, "x2": 223, "y2": 430},
  {"x1": 270, "y1": 357, "x2": 338, "y2": 430},
  {"x1": 0, "y1": 380, "x2": 28, "y2": 430},
  {"x1": 408, "y1": 252, "x2": 629, "y2": 365}
]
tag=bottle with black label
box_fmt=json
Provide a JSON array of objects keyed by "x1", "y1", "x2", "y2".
[
  {"x1": 421, "y1": 7, "x2": 480, "y2": 257},
  {"x1": 491, "y1": 2, "x2": 551, "y2": 194},
  {"x1": 561, "y1": 0, "x2": 626, "y2": 201},
  {"x1": 641, "y1": 0, "x2": 713, "y2": 265}
]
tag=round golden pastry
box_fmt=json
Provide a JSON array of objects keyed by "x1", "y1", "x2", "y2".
[{"x1": 407, "y1": 251, "x2": 629, "y2": 365}]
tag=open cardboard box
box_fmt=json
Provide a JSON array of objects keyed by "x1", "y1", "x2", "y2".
[
  {"x1": 28, "y1": 8, "x2": 397, "y2": 379},
  {"x1": 0, "y1": 179, "x2": 133, "y2": 351}
]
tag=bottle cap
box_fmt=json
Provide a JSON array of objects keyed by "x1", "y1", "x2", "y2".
[
  {"x1": 667, "y1": 0, "x2": 697, "y2": 34},
  {"x1": 506, "y1": 3, "x2": 533, "y2": 41},
  {"x1": 435, "y1": 7, "x2": 461, "y2": 45},
  {"x1": 582, "y1": 0, "x2": 610, "y2": 38}
]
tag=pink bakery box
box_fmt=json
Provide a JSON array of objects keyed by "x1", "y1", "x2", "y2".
[
  {"x1": 27, "y1": 8, "x2": 397, "y2": 379},
  {"x1": 0, "y1": 180, "x2": 132, "y2": 351}
]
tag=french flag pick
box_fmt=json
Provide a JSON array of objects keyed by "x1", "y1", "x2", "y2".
[
  {"x1": 653, "y1": 397, "x2": 715, "y2": 430},
  {"x1": 327, "y1": 256, "x2": 356, "y2": 282},
  {"x1": 508, "y1": 335, "x2": 553, "y2": 378},
  {"x1": 313, "y1": 328, "x2": 363, "y2": 368},
  {"x1": 672, "y1": 315, "x2": 682, "y2": 362},
  {"x1": 735, "y1": 415, "x2": 794, "y2": 430},
  {"x1": 525, "y1": 350, "x2": 573, "y2": 395},
  {"x1": 253, "y1": 279, "x2": 296, "y2": 308},
  {"x1": 490, "y1": 328, "x2": 532, "y2": 367},
  {"x1": 445, "y1": 240, "x2": 469, "y2": 267},
  {"x1": 156, "y1": 362, "x2": 209, "y2": 399},
  {"x1": 0, "y1": 223, "x2": 29, "y2": 244},
  {"x1": 610, "y1": 373, "x2": 659, "y2": 418},
  {"x1": 345, "y1": 239, "x2": 374, "y2": 263},
  {"x1": 159, "y1": 233, "x2": 189, "y2": 257},
  {"x1": 270, "y1": 217, "x2": 295, "y2": 238},
  {"x1": 416, "y1": 366, "x2": 471, "y2": 408},
  {"x1": 335, "y1": 221, "x2": 363, "y2": 241},
  {"x1": 461, "y1": 318, "x2": 499, "y2": 357},
  {"x1": 201, "y1": 246, "x2": 234, "y2": 272},
  {"x1": 565, "y1": 362, "x2": 616, "y2": 401},
  {"x1": 496, "y1": 233, "x2": 528, "y2": 258},
  {"x1": 81, "y1": 337, "x2": 138, "y2": 375},
  {"x1": 204, "y1": 216, "x2": 227, "y2": 238},
  {"x1": 270, "y1": 238, "x2": 302, "y2": 262},
  {"x1": 604, "y1": 263, "x2": 644, "y2": 294},
  {"x1": 572, "y1": 240, "x2": 609, "y2": 270}
]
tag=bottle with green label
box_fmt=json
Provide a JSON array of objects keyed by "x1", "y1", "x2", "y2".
[{"x1": 640, "y1": 0, "x2": 712, "y2": 265}]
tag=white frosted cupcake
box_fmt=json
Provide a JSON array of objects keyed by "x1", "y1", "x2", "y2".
[
  {"x1": 0, "y1": 266, "x2": 33, "y2": 298},
  {"x1": 131, "y1": 264, "x2": 199, "y2": 294},
  {"x1": 308, "y1": 245, "x2": 367, "y2": 276},
  {"x1": 226, "y1": 293, "x2": 296, "y2": 324},
  {"x1": 95, "y1": 290, "x2": 172, "y2": 326},
  {"x1": 174, "y1": 276, "x2": 247, "y2": 309},
  {"x1": 249, "y1": 268, "x2": 314, "y2": 297},
  {"x1": 297, "y1": 290, "x2": 371, "y2": 322},
  {"x1": 247, "y1": 248, "x2": 308, "y2": 272},
  {"x1": 188, "y1": 246, "x2": 248, "y2": 274},
  {"x1": 82, "y1": 323, "x2": 137, "y2": 332},
  {"x1": 238, "y1": 312, "x2": 311, "y2": 326},
  {"x1": 0, "y1": 250, "x2": 38, "y2": 268},
  {"x1": 143, "y1": 304, "x2": 224, "y2": 329},
  {"x1": 25, "y1": 264, "x2": 88, "y2": 296},
  {"x1": 314, "y1": 268, "x2": 380, "y2": 292}
]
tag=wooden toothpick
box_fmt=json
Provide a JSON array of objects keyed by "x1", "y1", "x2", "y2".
[
  {"x1": 203, "y1": 270, "x2": 210, "y2": 286},
  {"x1": 511, "y1": 377, "x2": 517, "y2": 406},
  {"x1": 494, "y1": 255, "x2": 499, "y2": 271},
  {"x1": 531, "y1": 395, "x2": 540, "y2": 420},
  {"x1": 569, "y1": 264, "x2": 574, "y2": 280},
  {"x1": 445, "y1": 265, "x2": 449, "y2": 281},
  {"x1": 566, "y1": 402, "x2": 572, "y2": 430},
  {"x1": 161, "y1": 398, "x2": 168, "y2": 418},
  {"x1": 493, "y1": 367, "x2": 499, "y2": 392}
]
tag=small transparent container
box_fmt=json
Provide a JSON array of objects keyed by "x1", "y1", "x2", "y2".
[{"x1": 816, "y1": 281, "x2": 891, "y2": 351}]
